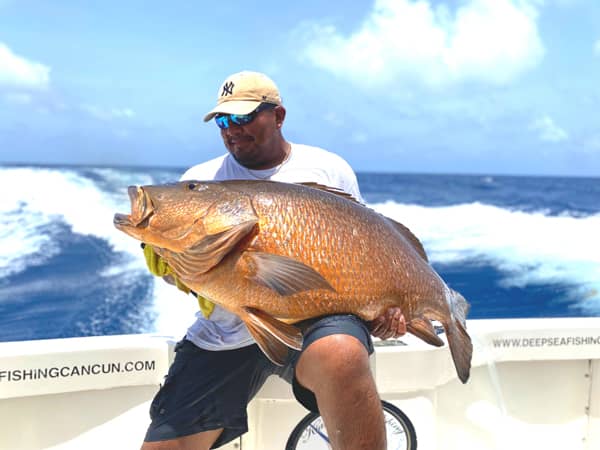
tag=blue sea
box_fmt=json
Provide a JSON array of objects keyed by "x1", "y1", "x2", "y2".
[{"x1": 1, "y1": 164, "x2": 599, "y2": 343}]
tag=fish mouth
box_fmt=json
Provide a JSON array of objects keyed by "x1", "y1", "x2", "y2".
[{"x1": 113, "y1": 186, "x2": 155, "y2": 229}]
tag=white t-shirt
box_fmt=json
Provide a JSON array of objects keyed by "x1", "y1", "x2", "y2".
[{"x1": 180, "y1": 143, "x2": 363, "y2": 351}]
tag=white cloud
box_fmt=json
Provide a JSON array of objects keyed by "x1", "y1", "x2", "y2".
[
  {"x1": 552, "y1": 0, "x2": 584, "y2": 6},
  {"x1": 81, "y1": 105, "x2": 135, "y2": 121},
  {"x1": 322, "y1": 111, "x2": 344, "y2": 126},
  {"x1": 300, "y1": 0, "x2": 544, "y2": 87},
  {"x1": 351, "y1": 131, "x2": 368, "y2": 143},
  {"x1": 3, "y1": 92, "x2": 33, "y2": 105},
  {"x1": 0, "y1": 42, "x2": 50, "y2": 89},
  {"x1": 530, "y1": 115, "x2": 568, "y2": 142}
]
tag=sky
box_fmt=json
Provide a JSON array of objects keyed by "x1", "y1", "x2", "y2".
[{"x1": 0, "y1": 0, "x2": 599, "y2": 176}]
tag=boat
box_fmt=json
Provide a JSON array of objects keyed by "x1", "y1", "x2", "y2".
[{"x1": 1, "y1": 317, "x2": 599, "y2": 449}]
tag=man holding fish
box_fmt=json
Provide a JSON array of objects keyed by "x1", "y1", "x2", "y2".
[{"x1": 139, "y1": 71, "x2": 408, "y2": 450}]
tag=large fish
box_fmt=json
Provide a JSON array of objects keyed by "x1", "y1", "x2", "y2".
[{"x1": 114, "y1": 180, "x2": 473, "y2": 382}]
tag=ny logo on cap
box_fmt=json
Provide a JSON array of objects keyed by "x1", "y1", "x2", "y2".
[{"x1": 221, "y1": 81, "x2": 234, "y2": 97}]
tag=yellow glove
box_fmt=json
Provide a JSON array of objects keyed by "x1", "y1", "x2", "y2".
[{"x1": 142, "y1": 244, "x2": 215, "y2": 319}]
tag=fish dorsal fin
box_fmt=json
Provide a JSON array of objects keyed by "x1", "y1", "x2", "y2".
[
  {"x1": 164, "y1": 220, "x2": 257, "y2": 279},
  {"x1": 242, "y1": 307, "x2": 303, "y2": 366},
  {"x1": 297, "y1": 182, "x2": 363, "y2": 204},
  {"x1": 244, "y1": 252, "x2": 335, "y2": 296},
  {"x1": 407, "y1": 317, "x2": 444, "y2": 347},
  {"x1": 387, "y1": 218, "x2": 429, "y2": 262}
]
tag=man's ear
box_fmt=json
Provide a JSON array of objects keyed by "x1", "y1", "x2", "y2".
[{"x1": 275, "y1": 105, "x2": 286, "y2": 127}]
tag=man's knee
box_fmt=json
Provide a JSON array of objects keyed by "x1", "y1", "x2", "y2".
[
  {"x1": 140, "y1": 428, "x2": 223, "y2": 450},
  {"x1": 296, "y1": 333, "x2": 372, "y2": 390}
]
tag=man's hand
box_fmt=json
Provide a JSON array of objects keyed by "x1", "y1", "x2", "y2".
[{"x1": 368, "y1": 307, "x2": 407, "y2": 340}]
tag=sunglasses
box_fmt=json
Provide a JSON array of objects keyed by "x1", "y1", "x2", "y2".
[{"x1": 214, "y1": 103, "x2": 276, "y2": 129}]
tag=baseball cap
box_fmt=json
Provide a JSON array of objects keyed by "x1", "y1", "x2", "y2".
[{"x1": 203, "y1": 71, "x2": 282, "y2": 122}]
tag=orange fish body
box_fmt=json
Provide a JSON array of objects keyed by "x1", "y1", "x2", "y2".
[{"x1": 114, "y1": 180, "x2": 472, "y2": 382}]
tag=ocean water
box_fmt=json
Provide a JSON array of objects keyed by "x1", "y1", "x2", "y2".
[{"x1": 1, "y1": 165, "x2": 598, "y2": 342}]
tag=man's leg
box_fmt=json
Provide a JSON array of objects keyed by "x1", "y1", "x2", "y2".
[
  {"x1": 141, "y1": 341, "x2": 277, "y2": 450},
  {"x1": 141, "y1": 428, "x2": 223, "y2": 450},
  {"x1": 294, "y1": 320, "x2": 386, "y2": 450}
]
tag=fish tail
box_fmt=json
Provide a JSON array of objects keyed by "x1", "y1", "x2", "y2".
[{"x1": 445, "y1": 288, "x2": 473, "y2": 383}]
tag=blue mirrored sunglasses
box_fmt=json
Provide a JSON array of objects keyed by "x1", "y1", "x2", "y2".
[{"x1": 214, "y1": 103, "x2": 276, "y2": 129}]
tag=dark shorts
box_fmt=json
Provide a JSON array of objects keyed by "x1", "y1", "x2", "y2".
[{"x1": 144, "y1": 314, "x2": 373, "y2": 447}]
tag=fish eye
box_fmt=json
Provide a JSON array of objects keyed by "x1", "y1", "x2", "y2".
[{"x1": 187, "y1": 183, "x2": 196, "y2": 190}]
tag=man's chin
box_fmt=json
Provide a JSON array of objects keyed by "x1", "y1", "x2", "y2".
[{"x1": 231, "y1": 147, "x2": 259, "y2": 166}]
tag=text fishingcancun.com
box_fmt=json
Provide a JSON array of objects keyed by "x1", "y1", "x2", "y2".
[{"x1": 0, "y1": 359, "x2": 157, "y2": 382}]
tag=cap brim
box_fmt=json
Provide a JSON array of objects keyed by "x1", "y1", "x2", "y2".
[{"x1": 203, "y1": 100, "x2": 262, "y2": 122}]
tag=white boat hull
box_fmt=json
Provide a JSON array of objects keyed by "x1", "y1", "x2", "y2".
[{"x1": 1, "y1": 318, "x2": 599, "y2": 449}]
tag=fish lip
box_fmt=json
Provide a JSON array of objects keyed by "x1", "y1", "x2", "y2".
[
  {"x1": 113, "y1": 186, "x2": 154, "y2": 228},
  {"x1": 113, "y1": 212, "x2": 131, "y2": 228}
]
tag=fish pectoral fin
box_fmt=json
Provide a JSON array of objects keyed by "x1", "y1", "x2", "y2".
[
  {"x1": 244, "y1": 252, "x2": 335, "y2": 296},
  {"x1": 407, "y1": 317, "x2": 445, "y2": 347},
  {"x1": 242, "y1": 307, "x2": 303, "y2": 366},
  {"x1": 167, "y1": 220, "x2": 257, "y2": 278}
]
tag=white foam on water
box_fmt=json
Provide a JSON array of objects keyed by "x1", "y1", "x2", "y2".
[
  {"x1": 0, "y1": 166, "x2": 196, "y2": 335},
  {"x1": 371, "y1": 201, "x2": 600, "y2": 313},
  {"x1": 0, "y1": 167, "x2": 151, "y2": 276},
  {"x1": 0, "y1": 208, "x2": 61, "y2": 278},
  {"x1": 3, "y1": 165, "x2": 596, "y2": 338},
  {"x1": 150, "y1": 280, "x2": 202, "y2": 337}
]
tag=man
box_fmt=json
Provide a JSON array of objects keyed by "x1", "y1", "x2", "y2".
[{"x1": 141, "y1": 71, "x2": 406, "y2": 450}]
